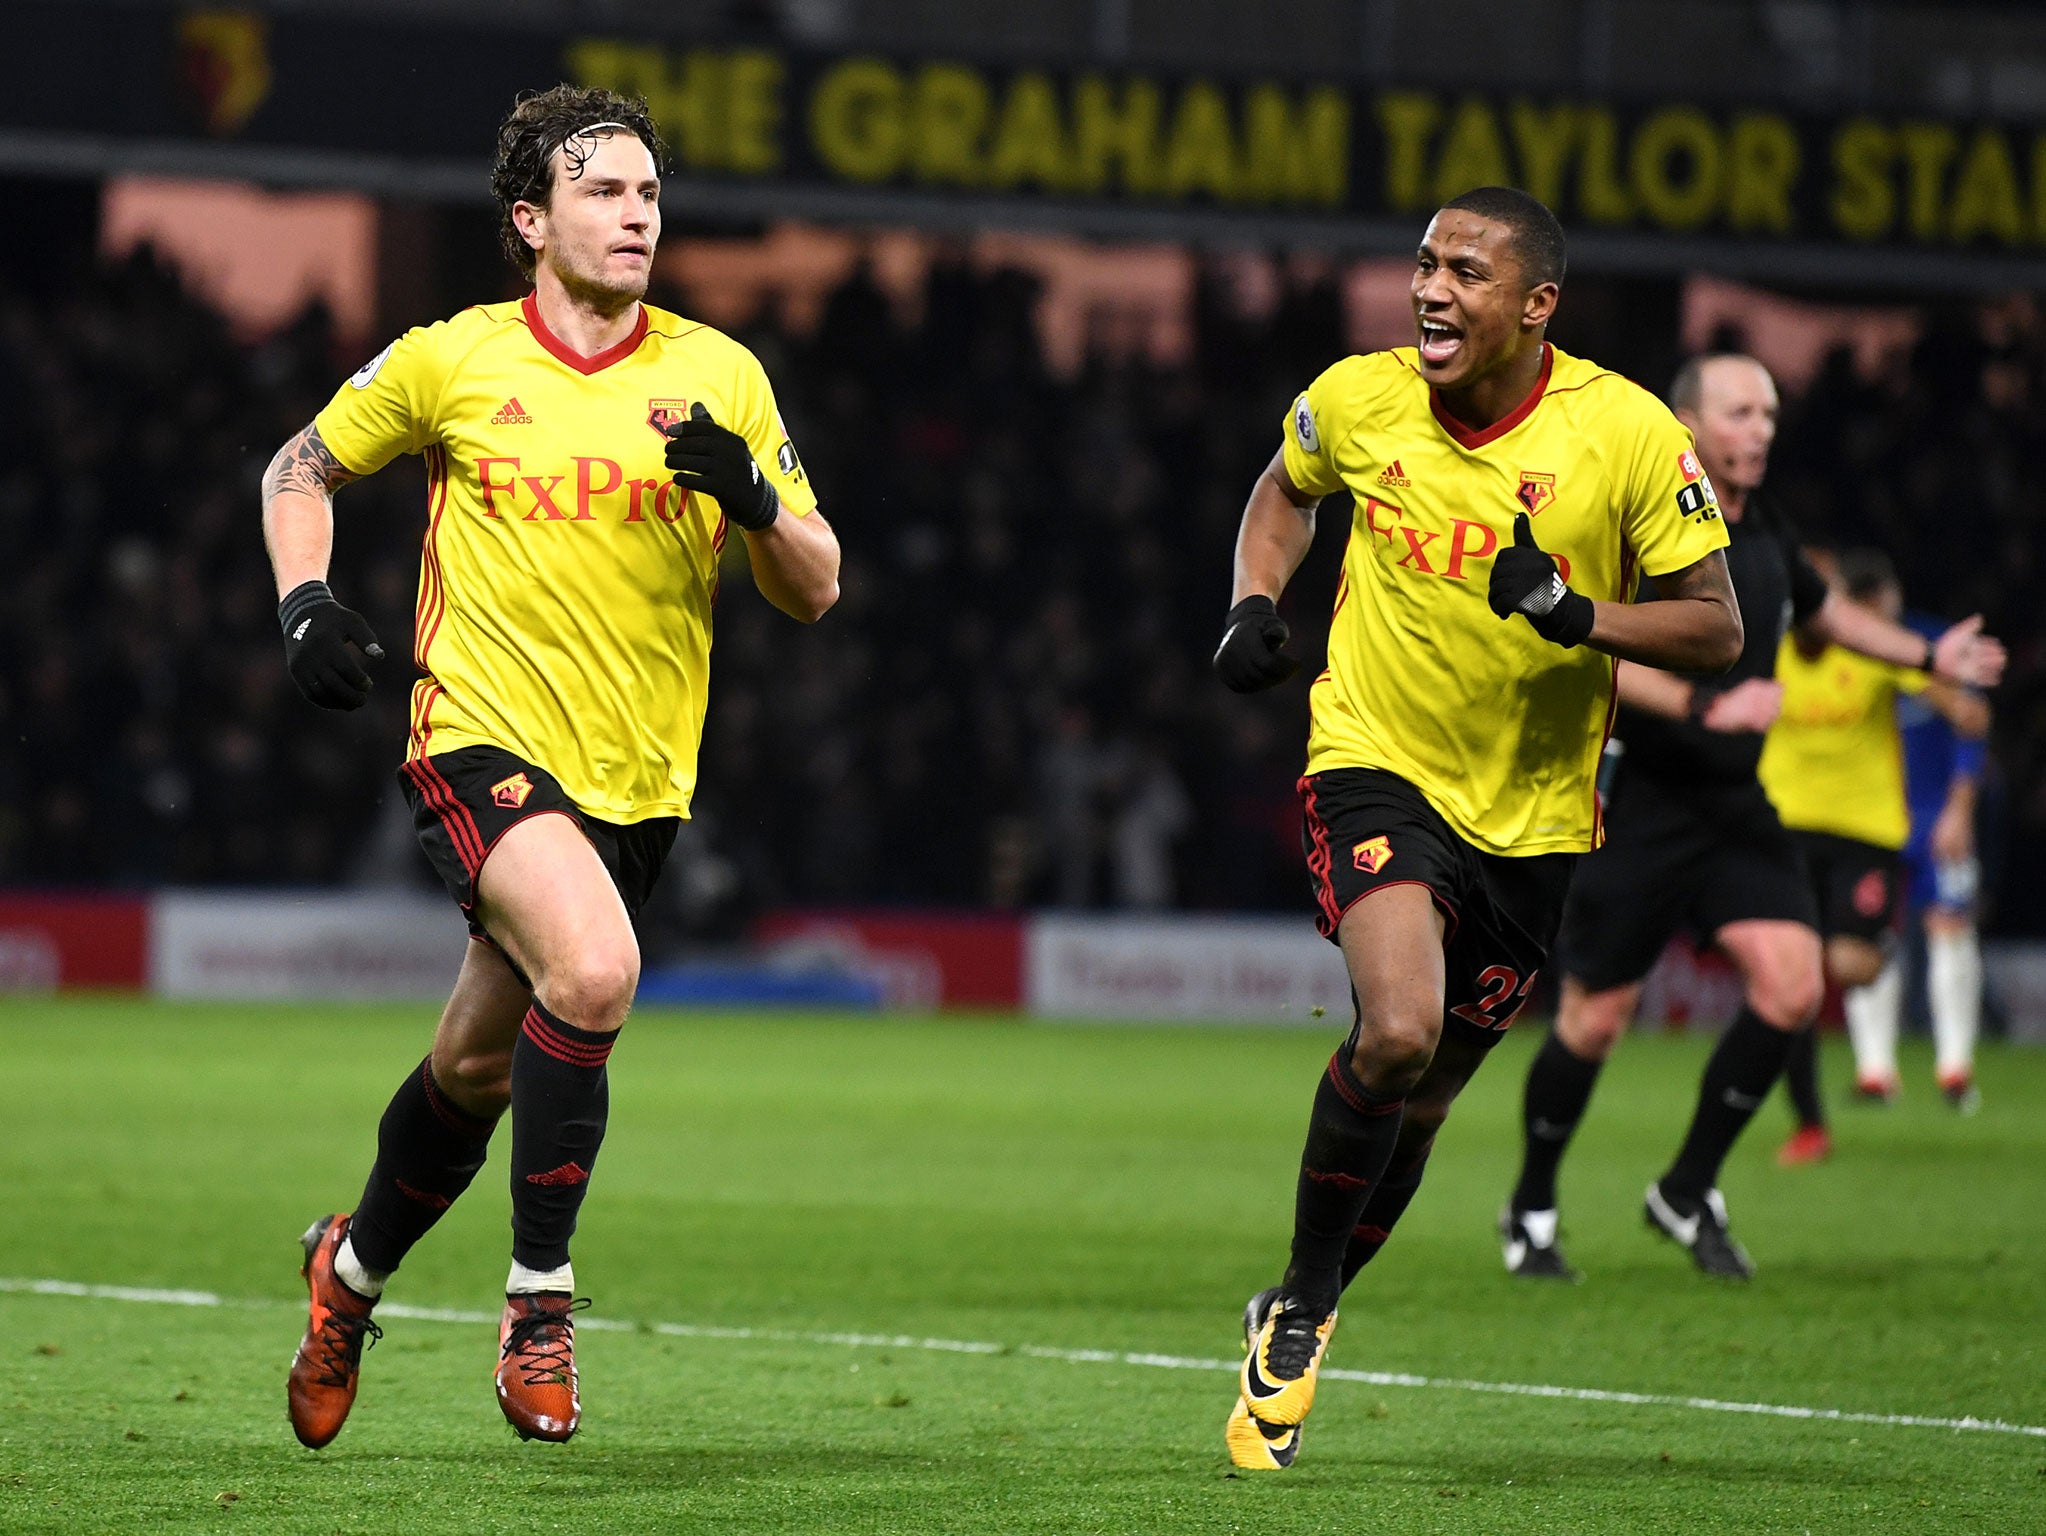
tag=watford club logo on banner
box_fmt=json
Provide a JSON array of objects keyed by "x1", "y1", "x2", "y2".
[
  {"x1": 177, "y1": 11, "x2": 272, "y2": 137},
  {"x1": 1516, "y1": 471, "x2": 1556, "y2": 515},
  {"x1": 647, "y1": 398, "x2": 690, "y2": 436}
]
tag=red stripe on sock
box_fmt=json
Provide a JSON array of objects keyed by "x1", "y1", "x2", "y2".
[
  {"x1": 1325, "y1": 1053, "x2": 1402, "y2": 1117},
  {"x1": 521, "y1": 1008, "x2": 615, "y2": 1068}
]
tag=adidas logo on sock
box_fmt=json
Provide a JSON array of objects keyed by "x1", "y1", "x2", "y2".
[{"x1": 525, "y1": 1161, "x2": 591, "y2": 1187}]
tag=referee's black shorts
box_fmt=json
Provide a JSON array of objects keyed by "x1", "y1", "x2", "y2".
[
  {"x1": 1556, "y1": 769, "x2": 1818, "y2": 993},
  {"x1": 1791, "y1": 829, "x2": 1902, "y2": 945}
]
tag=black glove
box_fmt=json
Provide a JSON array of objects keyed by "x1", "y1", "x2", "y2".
[
  {"x1": 1488, "y1": 513, "x2": 1594, "y2": 648},
  {"x1": 1213, "y1": 595, "x2": 1300, "y2": 693},
  {"x1": 279, "y1": 579, "x2": 384, "y2": 710},
  {"x1": 664, "y1": 403, "x2": 780, "y2": 531}
]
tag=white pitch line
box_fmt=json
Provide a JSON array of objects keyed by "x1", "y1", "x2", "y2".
[{"x1": 4, "y1": 1275, "x2": 2041, "y2": 1440}]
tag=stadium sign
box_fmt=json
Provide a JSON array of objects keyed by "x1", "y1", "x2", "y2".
[
  {"x1": 579, "y1": 43, "x2": 2046, "y2": 260},
  {"x1": 7, "y1": 4, "x2": 2046, "y2": 287}
]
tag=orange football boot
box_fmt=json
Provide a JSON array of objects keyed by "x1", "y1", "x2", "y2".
[
  {"x1": 1776, "y1": 1124, "x2": 1833, "y2": 1167},
  {"x1": 287, "y1": 1214, "x2": 382, "y2": 1448},
  {"x1": 496, "y1": 1292, "x2": 588, "y2": 1441}
]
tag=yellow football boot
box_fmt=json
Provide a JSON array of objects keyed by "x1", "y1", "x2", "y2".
[
  {"x1": 1225, "y1": 1392, "x2": 1303, "y2": 1470},
  {"x1": 1237, "y1": 1286, "x2": 1336, "y2": 1430}
]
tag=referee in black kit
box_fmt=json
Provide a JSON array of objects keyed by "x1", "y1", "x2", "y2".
[{"x1": 1497, "y1": 352, "x2": 2005, "y2": 1282}]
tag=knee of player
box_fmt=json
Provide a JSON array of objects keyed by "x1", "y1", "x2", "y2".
[
  {"x1": 1826, "y1": 945, "x2": 1885, "y2": 991},
  {"x1": 1346, "y1": 1009, "x2": 1438, "y2": 1091},
  {"x1": 1555, "y1": 1002, "x2": 1626, "y2": 1060},
  {"x1": 1747, "y1": 965, "x2": 1822, "y2": 1029},
  {"x1": 439, "y1": 1047, "x2": 513, "y2": 1110},
  {"x1": 540, "y1": 945, "x2": 641, "y2": 1032}
]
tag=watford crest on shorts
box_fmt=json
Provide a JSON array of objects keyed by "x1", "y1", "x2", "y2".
[
  {"x1": 1353, "y1": 836, "x2": 1394, "y2": 874},
  {"x1": 490, "y1": 773, "x2": 535, "y2": 810}
]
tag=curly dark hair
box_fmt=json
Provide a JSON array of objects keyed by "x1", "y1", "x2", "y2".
[{"x1": 491, "y1": 84, "x2": 668, "y2": 280}]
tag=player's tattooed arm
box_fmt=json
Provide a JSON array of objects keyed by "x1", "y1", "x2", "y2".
[
  {"x1": 262, "y1": 422, "x2": 358, "y2": 600},
  {"x1": 261, "y1": 422, "x2": 358, "y2": 506},
  {"x1": 1586, "y1": 548, "x2": 1744, "y2": 673}
]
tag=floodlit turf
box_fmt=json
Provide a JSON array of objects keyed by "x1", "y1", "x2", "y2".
[{"x1": 2, "y1": 999, "x2": 2041, "y2": 1534}]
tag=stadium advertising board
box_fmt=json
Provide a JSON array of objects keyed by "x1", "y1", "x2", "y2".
[
  {"x1": 150, "y1": 890, "x2": 469, "y2": 1001},
  {"x1": 753, "y1": 910, "x2": 1025, "y2": 1010},
  {"x1": 0, "y1": 894, "x2": 148, "y2": 991},
  {"x1": 7, "y1": 4, "x2": 2046, "y2": 285},
  {"x1": 1026, "y1": 913, "x2": 1353, "y2": 1022}
]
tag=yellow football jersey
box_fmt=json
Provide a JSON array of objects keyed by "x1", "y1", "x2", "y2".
[
  {"x1": 1759, "y1": 640, "x2": 1924, "y2": 849},
  {"x1": 1283, "y1": 343, "x2": 1730, "y2": 856},
  {"x1": 316, "y1": 295, "x2": 817, "y2": 824}
]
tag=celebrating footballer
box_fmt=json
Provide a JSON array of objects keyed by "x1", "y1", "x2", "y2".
[
  {"x1": 1211, "y1": 187, "x2": 1743, "y2": 1470},
  {"x1": 263, "y1": 86, "x2": 838, "y2": 1448}
]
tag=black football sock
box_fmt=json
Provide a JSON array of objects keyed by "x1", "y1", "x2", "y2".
[
  {"x1": 508, "y1": 1003, "x2": 617, "y2": 1272},
  {"x1": 1660, "y1": 1007, "x2": 1796, "y2": 1201},
  {"x1": 1511, "y1": 1030, "x2": 1605, "y2": 1213},
  {"x1": 348, "y1": 1057, "x2": 498, "y2": 1275},
  {"x1": 1782, "y1": 1024, "x2": 1826, "y2": 1130},
  {"x1": 1339, "y1": 1139, "x2": 1433, "y2": 1290},
  {"x1": 1281, "y1": 1050, "x2": 1405, "y2": 1312}
]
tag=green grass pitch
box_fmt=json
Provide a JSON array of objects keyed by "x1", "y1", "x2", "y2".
[{"x1": 2, "y1": 998, "x2": 2041, "y2": 1534}]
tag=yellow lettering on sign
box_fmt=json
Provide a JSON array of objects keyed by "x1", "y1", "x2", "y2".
[
  {"x1": 1431, "y1": 97, "x2": 1510, "y2": 204},
  {"x1": 1948, "y1": 128, "x2": 2025, "y2": 245},
  {"x1": 810, "y1": 57, "x2": 906, "y2": 183},
  {"x1": 1240, "y1": 85, "x2": 1348, "y2": 207},
  {"x1": 1896, "y1": 122, "x2": 1959, "y2": 241},
  {"x1": 1073, "y1": 76, "x2": 1162, "y2": 195},
  {"x1": 566, "y1": 41, "x2": 786, "y2": 176},
  {"x1": 1377, "y1": 92, "x2": 1440, "y2": 213},
  {"x1": 2035, "y1": 136, "x2": 2046, "y2": 243},
  {"x1": 1507, "y1": 101, "x2": 1576, "y2": 210},
  {"x1": 1831, "y1": 119, "x2": 1893, "y2": 239},
  {"x1": 1630, "y1": 107, "x2": 1720, "y2": 230},
  {"x1": 1726, "y1": 113, "x2": 1798, "y2": 234},
  {"x1": 568, "y1": 41, "x2": 707, "y2": 169},
  {"x1": 913, "y1": 64, "x2": 991, "y2": 186},
  {"x1": 1577, "y1": 108, "x2": 1633, "y2": 224},
  {"x1": 1163, "y1": 80, "x2": 1240, "y2": 199},
  {"x1": 986, "y1": 72, "x2": 1071, "y2": 191},
  {"x1": 726, "y1": 51, "x2": 784, "y2": 173}
]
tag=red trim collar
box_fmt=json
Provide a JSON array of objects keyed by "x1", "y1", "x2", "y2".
[
  {"x1": 521, "y1": 292, "x2": 649, "y2": 375},
  {"x1": 1429, "y1": 343, "x2": 1553, "y2": 450}
]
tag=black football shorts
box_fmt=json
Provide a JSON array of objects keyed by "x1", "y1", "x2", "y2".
[
  {"x1": 1792, "y1": 830, "x2": 1902, "y2": 945},
  {"x1": 399, "y1": 743, "x2": 678, "y2": 941},
  {"x1": 1556, "y1": 770, "x2": 1819, "y2": 992},
  {"x1": 1299, "y1": 767, "x2": 1577, "y2": 1047}
]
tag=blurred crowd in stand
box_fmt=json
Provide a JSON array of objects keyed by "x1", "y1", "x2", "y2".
[{"x1": 2, "y1": 238, "x2": 2040, "y2": 939}]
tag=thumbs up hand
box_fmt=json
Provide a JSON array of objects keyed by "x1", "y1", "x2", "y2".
[{"x1": 1488, "y1": 513, "x2": 1594, "y2": 648}]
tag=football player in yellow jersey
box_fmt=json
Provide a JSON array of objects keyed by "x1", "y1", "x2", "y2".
[
  {"x1": 1211, "y1": 187, "x2": 1746, "y2": 1471},
  {"x1": 263, "y1": 86, "x2": 838, "y2": 1449},
  {"x1": 1767, "y1": 549, "x2": 1990, "y2": 1160},
  {"x1": 1495, "y1": 358, "x2": 2002, "y2": 1288}
]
